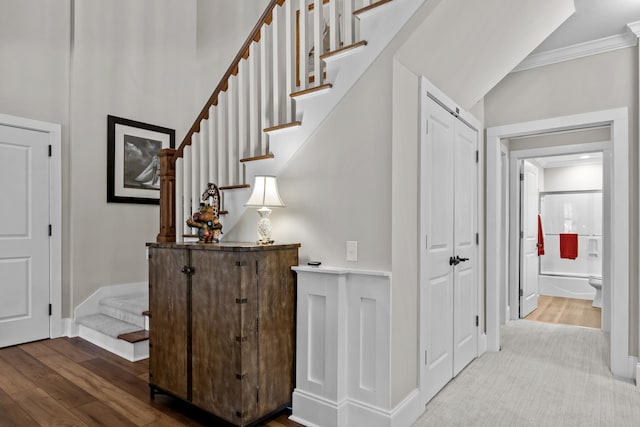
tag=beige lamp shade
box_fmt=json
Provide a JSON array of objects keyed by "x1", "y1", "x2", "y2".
[{"x1": 245, "y1": 176, "x2": 285, "y2": 208}]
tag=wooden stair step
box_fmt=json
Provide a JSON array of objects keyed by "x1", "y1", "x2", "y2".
[
  {"x1": 290, "y1": 83, "x2": 333, "y2": 100},
  {"x1": 264, "y1": 121, "x2": 302, "y2": 134},
  {"x1": 117, "y1": 330, "x2": 149, "y2": 343},
  {"x1": 353, "y1": 0, "x2": 394, "y2": 17},
  {"x1": 240, "y1": 154, "x2": 274, "y2": 163},
  {"x1": 320, "y1": 40, "x2": 368, "y2": 62},
  {"x1": 219, "y1": 184, "x2": 250, "y2": 190}
]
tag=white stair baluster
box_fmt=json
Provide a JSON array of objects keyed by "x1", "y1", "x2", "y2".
[
  {"x1": 313, "y1": 0, "x2": 324, "y2": 85},
  {"x1": 200, "y1": 118, "x2": 209, "y2": 190},
  {"x1": 217, "y1": 91, "x2": 228, "y2": 186},
  {"x1": 272, "y1": 4, "x2": 281, "y2": 126},
  {"x1": 249, "y1": 41, "x2": 260, "y2": 157},
  {"x1": 343, "y1": 0, "x2": 353, "y2": 45},
  {"x1": 260, "y1": 24, "x2": 271, "y2": 155},
  {"x1": 175, "y1": 157, "x2": 183, "y2": 242},
  {"x1": 227, "y1": 74, "x2": 239, "y2": 185},
  {"x1": 329, "y1": 0, "x2": 339, "y2": 51},
  {"x1": 182, "y1": 146, "x2": 192, "y2": 235},
  {"x1": 238, "y1": 57, "x2": 249, "y2": 166},
  {"x1": 298, "y1": 0, "x2": 308, "y2": 89},
  {"x1": 208, "y1": 105, "x2": 217, "y2": 184},
  {"x1": 285, "y1": 0, "x2": 296, "y2": 122},
  {"x1": 191, "y1": 134, "x2": 200, "y2": 211}
]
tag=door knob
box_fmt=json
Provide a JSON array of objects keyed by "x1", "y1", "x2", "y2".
[
  {"x1": 456, "y1": 256, "x2": 469, "y2": 263},
  {"x1": 449, "y1": 256, "x2": 460, "y2": 266}
]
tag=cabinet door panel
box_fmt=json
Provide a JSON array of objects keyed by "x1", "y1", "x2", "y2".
[
  {"x1": 149, "y1": 247, "x2": 188, "y2": 399},
  {"x1": 191, "y1": 250, "x2": 258, "y2": 424},
  {"x1": 256, "y1": 248, "x2": 298, "y2": 416}
]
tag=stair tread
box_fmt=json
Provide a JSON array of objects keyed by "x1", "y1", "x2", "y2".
[
  {"x1": 100, "y1": 293, "x2": 148, "y2": 315},
  {"x1": 240, "y1": 153, "x2": 274, "y2": 163},
  {"x1": 118, "y1": 330, "x2": 149, "y2": 343},
  {"x1": 264, "y1": 121, "x2": 302, "y2": 133},
  {"x1": 290, "y1": 83, "x2": 333, "y2": 98},
  {"x1": 320, "y1": 40, "x2": 367, "y2": 61},
  {"x1": 77, "y1": 314, "x2": 142, "y2": 339}
]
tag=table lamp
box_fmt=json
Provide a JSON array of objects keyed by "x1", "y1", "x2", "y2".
[{"x1": 245, "y1": 175, "x2": 285, "y2": 244}]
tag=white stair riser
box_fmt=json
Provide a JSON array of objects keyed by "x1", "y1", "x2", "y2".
[
  {"x1": 99, "y1": 305, "x2": 145, "y2": 329},
  {"x1": 79, "y1": 325, "x2": 148, "y2": 362}
]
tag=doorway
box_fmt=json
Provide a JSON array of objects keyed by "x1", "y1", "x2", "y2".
[
  {"x1": 515, "y1": 152, "x2": 604, "y2": 330},
  {"x1": 0, "y1": 113, "x2": 62, "y2": 347},
  {"x1": 486, "y1": 108, "x2": 632, "y2": 379}
]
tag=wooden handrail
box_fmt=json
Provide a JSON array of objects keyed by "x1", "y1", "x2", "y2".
[{"x1": 175, "y1": 0, "x2": 281, "y2": 158}]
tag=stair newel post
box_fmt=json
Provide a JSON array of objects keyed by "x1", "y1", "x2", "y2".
[{"x1": 157, "y1": 148, "x2": 177, "y2": 243}]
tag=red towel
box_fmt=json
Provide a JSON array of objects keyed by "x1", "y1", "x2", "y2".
[
  {"x1": 559, "y1": 233, "x2": 578, "y2": 259},
  {"x1": 537, "y1": 215, "x2": 545, "y2": 256}
]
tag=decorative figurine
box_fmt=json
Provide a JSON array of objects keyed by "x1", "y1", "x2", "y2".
[{"x1": 186, "y1": 183, "x2": 223, "y2": 243}]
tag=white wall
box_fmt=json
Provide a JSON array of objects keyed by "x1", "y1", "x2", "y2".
[
  {"x1": 485, "y1": 47, "x2": 638, "y2": 355},
  {"x1": 544, "y1": 164, "x2": 603, "y2": 192},
  {"x1": 0, "y1": 0, "x2": 267, "y2": 317}
]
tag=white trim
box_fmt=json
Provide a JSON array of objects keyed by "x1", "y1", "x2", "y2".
[
  {"x1": 292, "y1": 265, "x2": 391, "y2": 277},
  {"x1": 512, "y1": 32, "x2": 637, "y2": 73},
  {"x1": 626, "y1": 21, "x2": 640, "y2": 38},
  {"x1": 291, "y1": 387, "x2": 424, "y2": 427},
  {"x1": 0, "y1": 113, "x2": 62, "y2": 341},
  {"x1": 486, "y1": 108, "x2": 632, "y2": 379}
]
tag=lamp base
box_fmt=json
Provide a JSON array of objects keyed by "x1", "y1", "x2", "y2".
[{"x1": 256, "y1": 207, "x2": 273, "y2": 244}]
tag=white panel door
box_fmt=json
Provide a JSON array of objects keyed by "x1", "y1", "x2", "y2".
[
  {"x1": 520, "y1": 160, "x2": 539, "y2": 317},
  {"x1": 452, "y1": 120, "x2": 478, "y2": 376},
  {"x1": 422, "y1": 97, "x2": 455, "y2": 402},
  {"x1": 0, "y1": 124, "x2": 50, "y2": 347}
]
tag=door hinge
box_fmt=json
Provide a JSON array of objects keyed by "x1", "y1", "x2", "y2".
[
  {"x1": 48, "y1": 224, "x2": 52, "y2": 236},
  {"x1": 475, "y1": 150, "x2": 479, "y2": 163},
  {"x1": 520, "y1": 173, "x2": 524, "y2": 181},
  {"x1": 425, "y1": 234, "x2": 428, "y2": 249},
  {"x1": 49, "y1": 304, "x2": 52, "y2": 316},
  {"x1": 256, "y1": 388, "x2": 259, "y2": 404},
  {"x1": 475, "y1": 315, "x2": 479, "y2": 327},
  {"x1": 48, "y1": 145, "x2": 52, "y2": 157},
  {"x1": 256, "y1": 260, "x2": 259, "y2": 275},
  {"x1": 520, "y1": 230, "x2": 524, "y2": 239},
  {"x1": 424, "y1": 349, "x2": 428, "y2": 365},
  {"x1": 475, "y1": 232, "x2": 479, "y2": 245},
  {"x1": 425, "y1": 120, "x2": 429, "y2": 134},
  {"x1": 519, "y1": 289, "x2": 523, "y2": 297}
]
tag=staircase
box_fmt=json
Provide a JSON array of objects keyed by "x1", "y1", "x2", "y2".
[
  {"x1": 76, "y1": 293, "x2": 149, "y2": 362},
  {"x1": 157, "y1": 0, "x2": 425, "y2": 242}
]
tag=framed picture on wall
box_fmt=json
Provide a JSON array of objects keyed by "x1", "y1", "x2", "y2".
[{"x1": 107, "y1": 115, "x2": 175, "y2": 205}]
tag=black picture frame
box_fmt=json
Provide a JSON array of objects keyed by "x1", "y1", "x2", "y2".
[{"x1": 107, "y1": 115, "x2": 175, "y2": 205}]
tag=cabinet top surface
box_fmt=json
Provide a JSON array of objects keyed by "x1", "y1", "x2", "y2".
[{"x1": 147, "y1": 241, "x2": 301, "y2": 252}]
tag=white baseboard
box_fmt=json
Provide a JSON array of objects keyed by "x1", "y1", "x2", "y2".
[
  {"x1": 636, "y1": 361, "x2": 640, "y2": 386},
  {"x1": 78, "y1": 324, "x2": 148, "y2": 362},
  {"x1": 291, "y1": 388, "x2": 424, "y2": 427},
  {"x1": 61, "y1": 317, "x2": 77, "y2": 337}
]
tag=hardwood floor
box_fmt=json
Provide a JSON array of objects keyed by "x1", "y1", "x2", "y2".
[
  {"x1": 525, "y1": 295, "x2": 601, "y2": 329},
  {"x1": 0, "y1": 337, "x2": 304, "y2": 427}
]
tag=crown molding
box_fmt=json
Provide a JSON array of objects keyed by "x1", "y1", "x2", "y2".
[
  {"x1": 626, "y1": 20, "x2": 640, "y2": 37},
  {"x1": 512, "y1": 32, "x2": 638, "y2": 73}
]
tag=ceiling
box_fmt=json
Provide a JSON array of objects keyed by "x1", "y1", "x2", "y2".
[{"x1": 532, "y1": 0, "x2": 640, "y2": 55}]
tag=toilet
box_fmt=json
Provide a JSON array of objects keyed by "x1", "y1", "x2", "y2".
[{"x1": 588, "y1": 276, "x2": 602, "y2": 308}]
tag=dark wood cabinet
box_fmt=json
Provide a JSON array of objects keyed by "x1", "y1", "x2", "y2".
[{"x1": 148, "y1": 242, "x2": 300, "y2": 426}]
